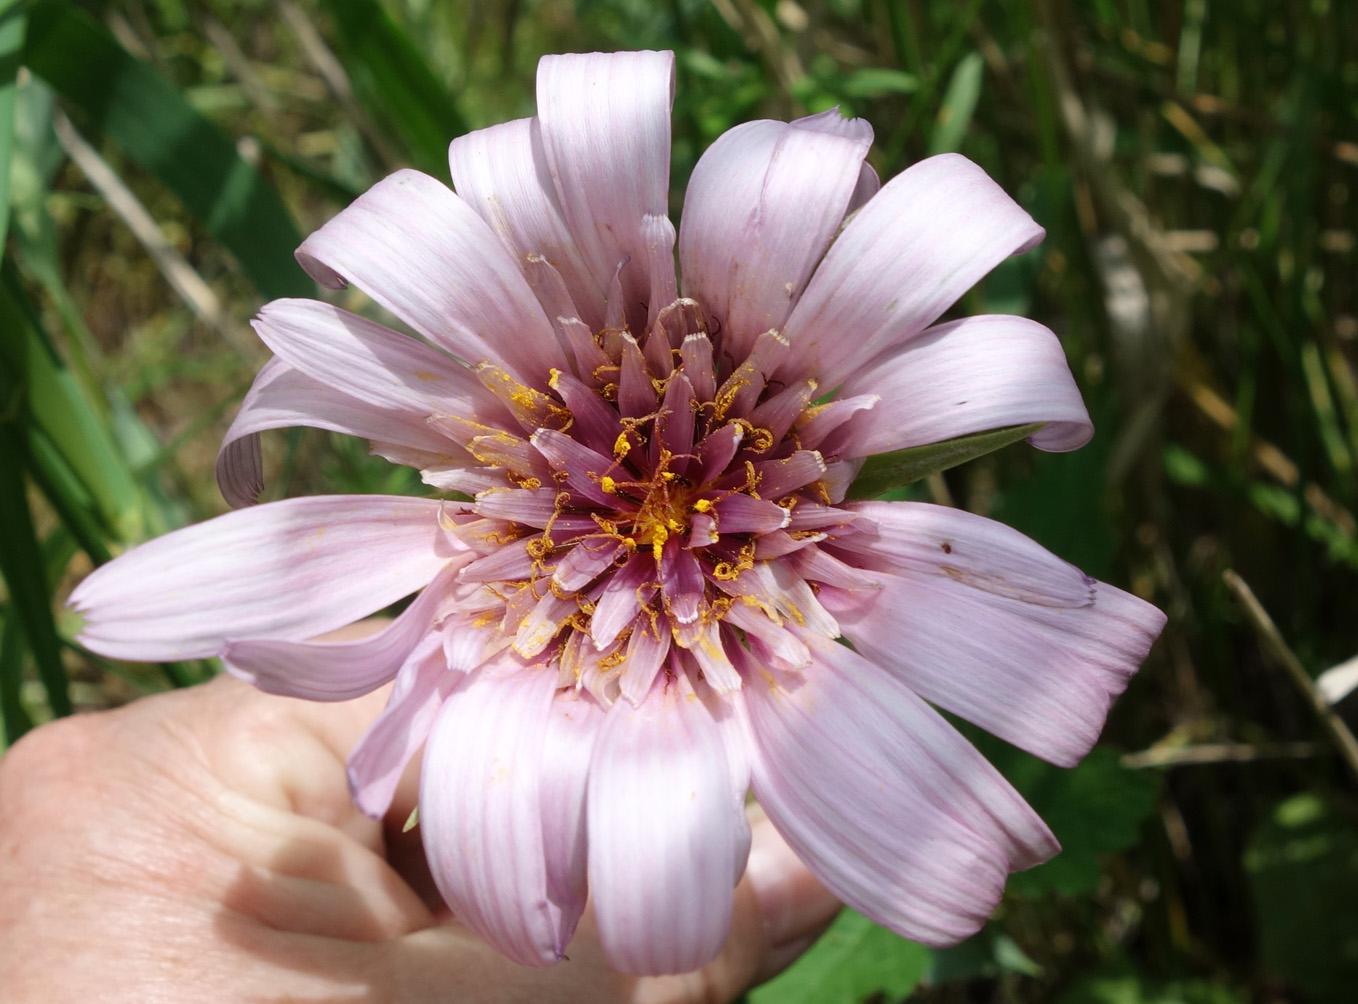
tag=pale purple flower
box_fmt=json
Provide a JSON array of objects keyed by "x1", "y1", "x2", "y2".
[{"x1": 69, "y1": 51, "x2": 1166, "y2": 974}]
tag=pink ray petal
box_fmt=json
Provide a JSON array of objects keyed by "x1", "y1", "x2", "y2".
[
  {"x1": 723, "y1": 602, "x2": 811, "y2": 672},
  {"x1": 449, "y1": 117, "x2": 605, "y2": 329},
  {"x1": 458, "y1": 541, "x2": 536, "y2": 584},
  {"x1": 420, "y1": 662, "x2": 577, "y2": 966},
  {"x1": 679, "y1": 112, "x2": 872, "y2": 362},
  {"x1": 678, "y1": 331, "x2": 717, "y2": 402},
  {"x1": 712, "y1": 494, "x2": 791, "y2": 534},
  {"x1": 252, "y1": 299, "x2": 506, "y2": 428},
  {"x1": 670, "y1": 617, "x2": 741, "y2": 693},
  {"x1": 547, "y1": 366, "x2": 622, "y2": 454},
  {"x1": 830, "y1": 314, "x2": 1093, "y2": 458},
  {"x1": 642, "y1": 213, "x2": 679, "y2": 331},
  {"x1": 473, "y1": 486, "x2": 570, "y2": 527},
  {"x1": 794, "y1": 393, "x2": 879, "y2": 451},
  {"x1": 660, "y1": 536, "x2": 705, "y2": 624},
  {"x1": 346, "y1": 633, "x2": 462, "y2": 817},
  {"x1": 530, "y1": 428, "x2": 619, "y2": 506},
  {"x1": 618, "y1": 334, "x2": 655, "y2": 419},
  {"x1": 747, "y1": 378, "x2": 819, "y2": 444},
  {"x1": 656, "y1": 371, "x2": 697, "y2": 470},
  {"x1": 619, "y1": 620, "x2": 670, "y2": 706},
  {"x1": 826, "y1": 505, "x2": 1165, "y2": 765},
  {"x1": 220, "y1": 562, "x2": 464, "y2": 700},
  {"x1": 694, "y1": 421, "x2": 744, "y2": 484},
  {"x1": 551, "y1": 537, "x2": 624, "y2": 591},
  {"x1": 216, "y1": 357, "x2": 464, "y2": 508},
  {"x1": 847, "y1": 160, "x2": 881, "y2": 213},
  {"x1": 69, "y1": 496, "x2": 456, "y2": 661},
  {"x1": 514, "y1": 589, "x2": 579, "y2": 658},
  {"x1": 539, "y1": 689, "x2": 605, "y2": 929},
  {"x1": 741, "y1": 632, "x2": 1058, "y2": 947},
  {"x1": 535, "y1": 50, "x2": 675, "y2": 334},
  {"x1": 779, "y1": 153, "x2": 1045, "y2": 390},
  {"x1": 587, "y1": 674, "x2": 747, "y2": 974},
  {"x1": 295, "y1": 169, "x2": 564, "y2": 386},
  {"x1": 836, "y1": 501, "x2": 1097, "y2": 606},
  {"x1": 753, "y1": 450, "x2": 827, "y2": 498},
  {"x1": 590, "y1": 552, "x2": 656, "y2": 649}
]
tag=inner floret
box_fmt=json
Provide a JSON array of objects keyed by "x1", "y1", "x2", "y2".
[{"x1": 430, "y1": 298, "x2": 868, "y2": 705}]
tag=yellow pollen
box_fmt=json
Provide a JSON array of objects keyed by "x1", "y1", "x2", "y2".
[
  {"x1": 692, "y1": 498, "x2": 713, "y2": 513},
  {"x1": 600, "y1": 475, "x2": 618, "y2": 494},
  {"x1": 613, "y1": 431, "x2": 631, "y2": 459}
]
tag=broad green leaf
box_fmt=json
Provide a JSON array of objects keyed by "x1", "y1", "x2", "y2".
[
  {"x1": 927, "y1": 50, "x2": 984, "y2": 154},
  {"x1": 749, "y1": 909, "x2": 928, "y2": 1004},
  {"x1": 1244, "y1": 794, "x2": 1358, "y2": 1003},
  {"x1": 0, "y1": 425, "x2": 71, "y2": 719},
  {"x1": 0, "y1": 0, "x2": 26, "y2": 249},
  {"x1": 321, "y1": 0, "x2": 468, "y2": 174},
  {"x1": 0, "y1": 265, "x2": 141, "y2": 542},
  {"x1": 999, "y1": 746, "x2": 1159, "y2": 898},
  {"x1": 23, "y1": 2, "x2": 310, "y2": 301},
  {"x1": 848, "y1": 423, "x2": 1045, "y2": 500}
]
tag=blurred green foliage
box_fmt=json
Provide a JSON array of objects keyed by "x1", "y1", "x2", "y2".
[{"x1": 1, "y1": 0, "x2": 1356, "y2": 999}]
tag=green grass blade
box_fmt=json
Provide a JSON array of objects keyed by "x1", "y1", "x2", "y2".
[
  {"x1": 23, "y1": 2, "x2": 311, "y2": 300},
  {"x1": 0, "y1": 264, "x2": 142, "y2": 541},
  {"x1": 321, "y1": 0, "x2": 468, "y2": 174},
  {"x1": 25, "y1": 427, "x2": 113, "y2": 566},
  {"x1": 848, "y1": 423, "x2": 1046, "y2": 499},
  {"x1": 927, "y1": 50, "x2": 984, "y2": 154},
  {"x1": 0, "y1": 605, "x2": 35, "y2": 747},
  {"x1": 0, "y1": 0, "x2": 26, "y2": 250},
  {"x1": 0, "y1": 425, "x2": 72, "y2": 719}
]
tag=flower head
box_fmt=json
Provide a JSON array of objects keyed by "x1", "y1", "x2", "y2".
[{"x1": 70, "y1": 51, "x2": 1166, "y2": 973}]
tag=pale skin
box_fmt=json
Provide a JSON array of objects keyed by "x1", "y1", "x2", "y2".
[{"x1": 0, "y1": 667, "x2": 841, "y2": 1003}]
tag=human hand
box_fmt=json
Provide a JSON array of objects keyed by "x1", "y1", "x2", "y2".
[{"x1": 0, "y1": 674, "x2": 840, "y2": 1003}]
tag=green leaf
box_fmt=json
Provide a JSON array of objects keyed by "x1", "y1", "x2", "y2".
[
  {"x1": 1244, "y1": 794, "x2": 1358, "y2": 1003},
  {"x1": 749, "y1": 909, "x2": 928, "y2": 1004},
  {"x1": 1000, "y1": 746, "x2": 1159, "y2": 898},
  {"x1": 848, "y1": 423, "x2": 1045, "y2": 499},
  {"x1": 322, "y1": 0, "x2": 468, "y2": 174},
  {"x1": 0, "y1": 265, "x2": 141, "y2": 542},
  {"x1": 23, "y1": 2, "x2": 310, "y2": 301},
  {"x1": 841, "y1": 67, "x2": 921, "y2": 98},
  {"x1": 927, "y1": 50, "x2": 985, "y2": 154},
  {"x1": 0, "y1": 0, "x2": 26, "y2": 249}
]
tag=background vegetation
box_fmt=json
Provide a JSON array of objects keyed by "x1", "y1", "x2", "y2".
[{"x1": 1, "y1": 0, "x2": 1356, "y2": 1000}]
